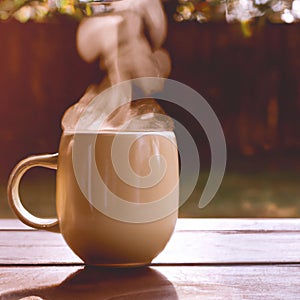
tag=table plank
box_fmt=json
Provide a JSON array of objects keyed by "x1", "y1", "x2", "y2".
[
  {"x1": 1, "y1": 265, "x2": 300, "y2": 299},
  {"x1": 2, "y1": 218, "x2": 300, "y2": 231},
  {"x1": 1, "y1": 219, "x2": 300, "y2": 265},
  {"x1": 156, "y1": 227, "x2": 300, "y2": 264},
  {"x1": 1, "y1": 219, "x2": 300, "y2": 299},
  {"x1": 175, "y1": 218, "x2": 300, "y2": 231},
  {"x1": 0, "y1": 219, "x2": 47, "y2": 230}
]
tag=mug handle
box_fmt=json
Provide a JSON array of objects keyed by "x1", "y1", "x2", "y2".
[{"x1": 7, "y1": 153, "x2": 60, "y2": 232}]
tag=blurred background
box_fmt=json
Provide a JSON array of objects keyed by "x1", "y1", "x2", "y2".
[{"x1": 0, "y1": 0, "x2": 299, "y2": 218}]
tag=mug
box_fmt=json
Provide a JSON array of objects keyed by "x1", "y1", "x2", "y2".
[{"x1": 7, "y1": 130, "x2": 179, "y2": 266}]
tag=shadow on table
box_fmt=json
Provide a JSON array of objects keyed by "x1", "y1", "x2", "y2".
[{"x1": 3, "y1": 266, "x2": 178, "y2": 299}]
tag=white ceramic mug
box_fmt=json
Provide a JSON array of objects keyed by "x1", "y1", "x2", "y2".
[{"x1": 7, "y1": 130, "x2": 179, "y2": 266}]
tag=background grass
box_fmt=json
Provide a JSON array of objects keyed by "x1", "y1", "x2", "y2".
[{"x1": 1, "y1": 153, "x2": 299, "y2": 219}]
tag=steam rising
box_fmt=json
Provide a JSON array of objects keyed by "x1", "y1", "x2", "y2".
[{"x1": 62, "y1": 0, "x2": 172, "y2": 132}]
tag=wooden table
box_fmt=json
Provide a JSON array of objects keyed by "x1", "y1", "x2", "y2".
[{"x1": 1, "y1": 218, "x2": 300, "y2": 299}]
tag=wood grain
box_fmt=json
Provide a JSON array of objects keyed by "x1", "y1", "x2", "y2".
[
  {"x1": 175, "y1": 218, "x2": 300, "y2": 231},
  {"x1": 1, "y1": 219, "x2": 300, "y2": 299},
  {"x1": 1, "y1": 265, "x2": 300, "y2": 299},
  {"x1": 0, "y1": 219, "x2": 300, "y2": 265},
  {"x1": 2, "y1": 217, "x2": 300, "y2": 230}
]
